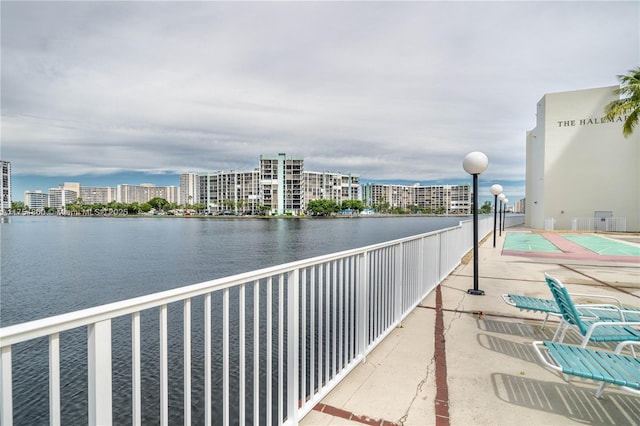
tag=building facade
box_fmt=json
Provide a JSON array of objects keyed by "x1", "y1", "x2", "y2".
[
  {"x1": 117, "y1": 184, "x2": 178, "y2": 204},
  {"x1": 49, "y1": 188, "x2": 78, "y2": 210},
  {"x1": 303, "y1": 171, "x2": 360, "y2": 206},
  {"x1": 1, "y1": 160, "x2": 11, "y2": 212},
  {"x1": 192, "y1": 155, "x2": 360, "y2": 215},
  {"x1": 362, "y1": 183, "x2": 472, "y2": 214},
  {"x1": 79, "y1": 186, "x2": 117, "y2": 204},
  {"x1": 260, "y1": 154, "x2": 304, "y2": 215},
  {"x1": 179, "y1": 173, "x2": 200, "y2": 206},
  {"x1": 198, "y1": 170, "x2": 260, "y2": 214},
  {"x1": 24, "y1": 190, "x2": 49, "y2": 210},
  {"x1": 526, "y1": 86, "x2": 640, "y2": 231}
]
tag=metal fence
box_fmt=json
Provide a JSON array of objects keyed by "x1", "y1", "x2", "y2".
[
  {"x1": 1, "y1": 216, "x2": 509, "y2": 426},
  {"x1": 571, "y1": 217, "x2": 627, "y2": 232}
]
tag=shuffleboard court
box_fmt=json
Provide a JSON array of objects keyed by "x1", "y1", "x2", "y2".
[
  {"x1": 561, "y1": 235, "x2": 640, "y2": 257},
  {"x1": 503, "y1": 233, "x2": 562, "y2": 252}
]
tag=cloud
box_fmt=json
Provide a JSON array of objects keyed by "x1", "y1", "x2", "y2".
[{"x1": 1, "y1": 1, "x2": 638, "y2": 197}]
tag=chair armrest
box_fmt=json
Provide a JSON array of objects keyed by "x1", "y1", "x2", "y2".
[
  {"x1": 568, "y1": 292, "x2": 624, "y2": 308},
  {"x1": 532, "y1": 341, "x2": 562, "y2": 373},
  {"x1": 614, "y1": 340, "x2": 640, "y2": 355},
  {"x1": 500, "y1": 294, "x2": 516, "y2": 307},
  {"x1": 581, "y1": 321, "x2": 640, "y2": 347}
]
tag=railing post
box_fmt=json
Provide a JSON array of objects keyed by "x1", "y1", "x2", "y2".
[
  {"x1": 286, "y1": 269, "x2": 300, "y2": 425},
  {"x1": 1, "y1": 345, "x2": 12, "y2": 425},
  {"x1": 88, "y1": 320, "x2": 112, "y2": 425},
  {"x1": 394, "y1": 244, "x2": 403, "y2": 324},
  {"x1": 49, "y1": 333, "x2": 60, "y2": 425},
  {"x1": 357, "y1": 252, "x2": 368, "y2": 360}
]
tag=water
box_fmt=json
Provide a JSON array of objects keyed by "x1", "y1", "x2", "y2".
[
  {"x1": 1, "y1": 215, "x2": 467, "y2": 326},
  {"x1": 1, "y1": 215, "x2": 467, "y2": 424}
]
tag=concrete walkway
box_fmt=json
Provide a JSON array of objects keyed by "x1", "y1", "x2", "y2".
[{"x1": 301, "y1": 227, "x2": 640, "y2": 426}]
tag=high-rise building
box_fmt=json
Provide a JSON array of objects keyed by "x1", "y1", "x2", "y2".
[
  {"x1": 260, "y1": 154, "x2": 304, "y2": 215},
  {"x1": 49, "y1": 188, "x2": 77, "y2": 210},
  {"x1": 79, "y1": 186, "x2": 117, "y2": 204},
  {"x1": 526, "y1": 86, "x2": 639, "y2": 231},
  {"x1": 117, "y1": 184, "x2": 178, "y2": 204},
  {"x1": 198, "y1": 170, "x2": 260, "y2": 214},
  {"x1": 362, "y1": 183, "x2": 472, "y2": 214},
  {"x1": 1, "y1": 160, "x2": 11, "y2": 212},
  {"x1": 24, "y1": 190, "x2": 49, "y2": 211},
  {"x1": 303, "y1": 171, "x2": 360, "y2": 206},
  {"x1": 179, "y1": 173, "x2": 200, "y2": 206}
]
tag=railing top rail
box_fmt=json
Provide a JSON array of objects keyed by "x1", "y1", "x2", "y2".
[{"x1": 1, "y1": 220, "x2": 473, "y2": 346}]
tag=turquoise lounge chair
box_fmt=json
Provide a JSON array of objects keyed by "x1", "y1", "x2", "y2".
[
  {"x1": 544, "y1": 273, "x2": 640, "y2": 347},
  {"x1": 501, "y1": 292, "x2": 640, "y2": 329},
  {"x1": 532, "y1": 340, "x2": 640, "y2": 397}
]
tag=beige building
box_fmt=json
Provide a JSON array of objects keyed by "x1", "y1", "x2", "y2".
[
  {"x1": 117, "y1": 184, "x2": 178, "y2": 204},
  {"x1": 526, "y1": 86, "x2": 640, "y2": 231},
  {"x1": 303, "y1": 171, "x2": 359, "y2": 206},
  {"x1": 362, "y1": 183, "x2": 471, "y2": 214},
  {"x1": 79, "y1": 186, "x2": 117, "y2": 204},
  {"x1": 179, "y1": 173, "x2": 200, "y2": 206}
]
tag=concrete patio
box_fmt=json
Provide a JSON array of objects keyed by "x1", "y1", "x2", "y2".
[{"x1": 300, "y1": 227, "x2": 640, "y2": 426}]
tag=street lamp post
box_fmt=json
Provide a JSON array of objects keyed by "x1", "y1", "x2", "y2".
[
  {"x1": 498, "y1": 193, "x2": 506, "y2": 236},
  {"x1": 490, "y1": 184, "x2": 503, "y2": 248},
  {"x1": 463, "y1": 152, "x2": 489, "y2": 296}
]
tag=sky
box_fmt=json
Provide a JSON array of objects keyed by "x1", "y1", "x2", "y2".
[{"x1": 2, "y1": 1, "x2": 638, "y2": 204}]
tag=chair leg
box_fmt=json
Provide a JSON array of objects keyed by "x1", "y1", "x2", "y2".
[
  {"x1": 552, "y1": 321, "x2": 565, "y2": 342},
  {"x1": 558, "y1": 323, "x2": 570, "y2": 343},
  {"x1": 595, "y1": 382, "x2": 606, "y2": 398},
  {"x1": 541, "y1": 313, "x2": 549, "y2": 330}
]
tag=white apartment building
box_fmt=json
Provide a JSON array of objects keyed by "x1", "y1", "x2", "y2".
[
  {"x1": 303, "y1": 171, "x2": 360, "y2": 205},
  {"x1": 526, "y1": 86, "x2": 640, "y2": 231},
  {"x1": 117, "y1": 184, "x2": 178, "y2": 204},
  {"x1": 24, "y1": 190, "x2": 49, "y2": 210},
  {"x1": 193, "y1": 155, "x2": 360, "y2": 215},
  {"x1": 79, "y1": 186, "x2": 117, "y2": 204},
  {"x1": 1, "y1": 160, "x2": 11, "y2": 211},
  {"x1": 260, "y1": 154, "x2": 304, "y2": 215},
  {"x1": 49, "y1": 188, "x2": 77, "y2": 210},
  {"x1": 179, "y1": 173, "x2": 200, "y2": 206},
  {"x1": 198, "y1": 170, "x2": 260, "y2": 214},
  {"x1": 362, "y1": 183, "x2": 472, "y2": 214}
]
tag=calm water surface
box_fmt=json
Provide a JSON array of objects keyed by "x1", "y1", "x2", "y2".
[
  {"x1": 1, "y1": 215, "x2": 467, "y2": 326},
  {"x1": 1, "y1": 215, "x2": 468, "y2": 425}
]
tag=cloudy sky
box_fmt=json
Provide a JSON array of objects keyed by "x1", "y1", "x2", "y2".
[{"x1": 2, "y1": 1, "x2": 638, "y2": 201}]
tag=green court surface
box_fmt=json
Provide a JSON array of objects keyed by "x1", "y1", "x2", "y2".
[
  {"x1": 504, "y1": 233, "x2": 562, "y2": 252},
  {"x1": 562, "y1": 235, "x2": 640, "y2": 257}
]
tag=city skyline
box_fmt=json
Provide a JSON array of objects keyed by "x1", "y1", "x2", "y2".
[
  {"x1": 2, "y1": 2, "x2": 636, "y2": 205},
  {"x1": 9, "y1": 166, "x2": 524, "y2": 208}
]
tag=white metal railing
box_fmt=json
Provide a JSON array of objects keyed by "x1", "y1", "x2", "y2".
[
  {"x1": 544, "y1": 217, "x2": 555, "y2": 231},
  {"x1": 605, "y1": 217, "x2": 626, "y2": 232},
  {"x1": 572, "y1": 217, "x2": 594, "y2": 231},
  {"x1": 571, "y1": 217, "x2": 627, "y2": 232},
  {"x1": 0, "y1": 217, "x2": 509, "y2": 425}
]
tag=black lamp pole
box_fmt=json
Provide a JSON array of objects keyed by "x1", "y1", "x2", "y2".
[
  {"x1": 492, "y1": 194, "x2": 498, "y2": 248},
  {"x1": 499, "y1": 199, "x2": 503, "y2": 236},
  {"x1": 463, "y1": 151, "x2": 488, "y2": 296},
  {"x1": 467, "y1": 173, "x2": 484, "y2": 295}
]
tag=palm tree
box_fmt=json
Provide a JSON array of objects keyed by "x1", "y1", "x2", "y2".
[{"x1": 604, "y1": 66, "x2": 640, "y2": 137}]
